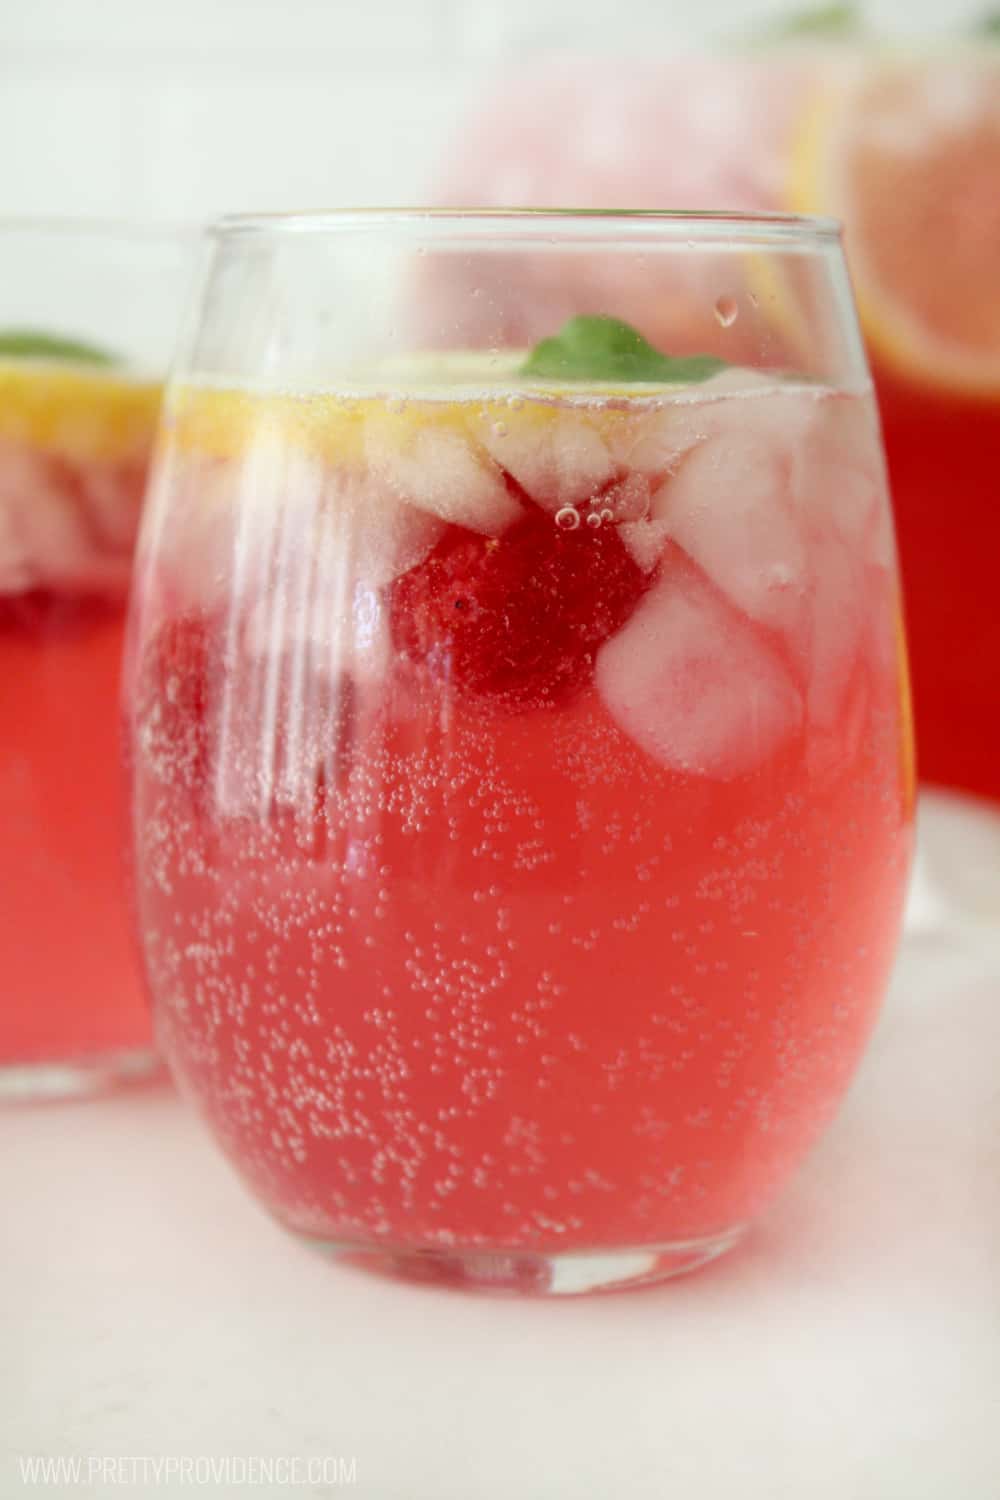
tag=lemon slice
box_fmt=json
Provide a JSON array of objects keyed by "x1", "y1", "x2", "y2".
[
  {"x1": 0, "y1": 359, "x2": 162, "y2": 463},
  {"x1": 167, "y1": 354, "x2": 741, "y2": 466},
  {"x1": 791, "y1": 53, "x2": 1000, "y2": 397}
]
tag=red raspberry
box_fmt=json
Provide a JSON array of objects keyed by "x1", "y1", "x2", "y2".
[{"x1": 390, "y1": 504, "x2": 651, "y2": 709}]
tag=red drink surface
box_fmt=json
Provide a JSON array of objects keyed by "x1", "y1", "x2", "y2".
[{"x1": 132, "y1": 376, "x2": 913, "y2": 1252}]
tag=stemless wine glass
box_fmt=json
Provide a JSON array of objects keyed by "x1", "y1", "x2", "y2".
[
  {"x1": 126, "y1": 210, "x2": 914, "y2": 1293},
  {"x1": 0, "y1": 221, "x2": 191, "y2": 1100}
]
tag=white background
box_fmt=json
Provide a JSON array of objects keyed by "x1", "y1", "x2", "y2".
[{"x1": 0, "y1": 0, "x2": 988, "y2": 223}]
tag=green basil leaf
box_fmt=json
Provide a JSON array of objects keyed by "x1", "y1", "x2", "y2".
[
  {"x1": 0, "y1": 329, "x2": 119, "y2": 365},
  {"x1": 520, "y1": 315, "x2": 728, "y2": 385}
]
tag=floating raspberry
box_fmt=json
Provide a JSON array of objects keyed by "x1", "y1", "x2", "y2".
[{"x1": 390, "y1": 502, "x2": 651, "y2": 709}]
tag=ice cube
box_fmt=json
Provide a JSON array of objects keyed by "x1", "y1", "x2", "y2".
[
  {"x1": 479, "y1": 410, "x2": 615, "y2": 510},
  {"x1": 214, "y1": 438, "x2": 321, "y2": 623},
  {"x1": 595, "y1": 567, "x2": 802, "y2": 777},
  {"x1": 786, "y1": 394, "x2": 894, "y2": 725},
  {"x1": 80, "y1": 463, "x2": 142, "y2": 553},
  {"x1": 601, "y1": 470, "x2": 652, "y2": 522},
  {"x1": 793, "y1": 393, "x2": 885, "y2": 556},
  {"x1": 697, "y1": 368, "x2": 780, "y2": 396},
  {"x1": 605, "y1": 406, "x2": 705, "y2": 480},
  {"x1": 619, "y1": 517, "x2": 673, "y2": 573},
  {"x1": 646, "y1": 387, "x2": 892, "y2": 710},
  {"x1": 806, "y1": 658, "x2": 869, "y2": 777},
  {"x1": 0, "y1": 442, "x2": 125, "y2": 596},
  {"x1": 158, "y1": 429, "x2": 444, "y2": 617},
  {"x1": 325, "y1": 468, "x2": 441, "y2": 587},
  {"x1": 238, "y1": 465, "x2": 417, "y2": 693},
  {"x1": 366, "y1": 422, "x2": 520, "y2": 534},
  {"x1": 654, "y1": 368, "x2": 793, "y2": 457},
  {"x1": 145, "y1": 452, "x2": 242, "y2": 612},
  {"x1": 805, "y1": 532, "x2": 866, "y2": 730},
  {"x1": 660, "y1": 427, "x2": 809, "y2": 639}
]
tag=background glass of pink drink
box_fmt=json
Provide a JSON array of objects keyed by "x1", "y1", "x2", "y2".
[
  {"x1": 0, "y1": 223, "x2": 190, "y2": 1099},
  {"x1": 126, "y1": 211, "x2": 913, "y2": 1293}
]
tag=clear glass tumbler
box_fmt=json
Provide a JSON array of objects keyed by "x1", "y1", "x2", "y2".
[
  {"x1": 0, "y1": 220, "x2": 191, "y2": 1100},
  {"x1": 126, "y1": 210, "x2": 913, "y2": 1292}
]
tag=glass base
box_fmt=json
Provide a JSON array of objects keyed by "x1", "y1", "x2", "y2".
[
  {"x1": 0, "y1": 1046, "x2": 162, "y2": 1103},
  {"x1": 307, "y1": 1225, "x2": 746, "y2": 1295}
]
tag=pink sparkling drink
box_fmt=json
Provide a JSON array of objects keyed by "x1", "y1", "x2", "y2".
[
  {"x1": 127, "y1": 211, "x2": 913, "y2": 1293},
  {"x1": 0, "y1": 223, "x2": 188, "y2": 1099}
]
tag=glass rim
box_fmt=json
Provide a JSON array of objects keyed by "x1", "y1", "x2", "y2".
[{"x1": 209, "y1": 207, "x2": 842, "y2": 247}]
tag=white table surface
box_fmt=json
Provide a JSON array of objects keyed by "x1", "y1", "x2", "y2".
[{"x1": 3, "y1": 792, "x2": 1000, "y2": 1500}]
